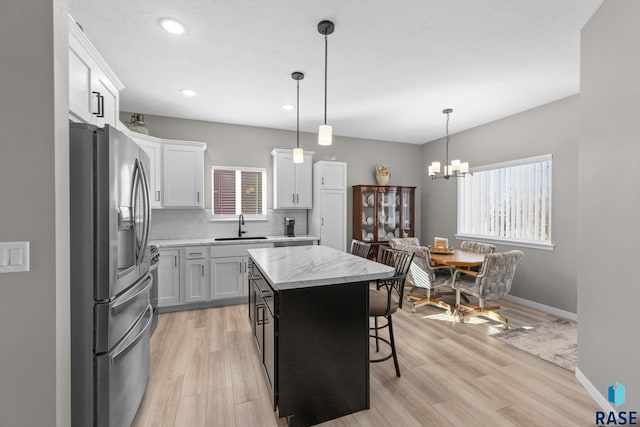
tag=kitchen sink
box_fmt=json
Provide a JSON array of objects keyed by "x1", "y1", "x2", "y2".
[{"x1": 215, "y1": 236, "x2": 268, "y2": 241}]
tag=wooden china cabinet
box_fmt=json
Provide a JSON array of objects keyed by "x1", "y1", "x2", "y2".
[{"x1": 352, "y1": 185, "x2": 415, "y2": 258}]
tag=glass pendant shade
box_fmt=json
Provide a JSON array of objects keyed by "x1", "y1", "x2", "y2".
[
  {"x1": 318, "y1": 124, "x2": 332, "y2": 146},
  {"x1": 292, "y1": 147, "x2": 304, "y2": 163}
]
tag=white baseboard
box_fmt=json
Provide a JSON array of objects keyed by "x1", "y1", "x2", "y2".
[
  {"x1": 575, "y1": 367, "x2": 616, "y2": 413},
  {"x1": 503, "y1": 294, "x2": 577, "y2": 321}
]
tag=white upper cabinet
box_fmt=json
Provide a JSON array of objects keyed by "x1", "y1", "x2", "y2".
[
  {"x1": 128, "y1": 132, "x2": 163, "y2": 209},
  {"x1": 163, "y1": 141, "x2": 206, "y2": 209},
  {"x1": 68, "y1": 15, "x2": 123, "y2": 128},
  {"x1": 123, "y1": 128, "x2": 205, "y2": 210},
  {"x1": 271, "y1": 149, "x2": 314, "y2": 209},
  {"x1": 315, "y1": 161, "x2": 347, "y2": 190}
]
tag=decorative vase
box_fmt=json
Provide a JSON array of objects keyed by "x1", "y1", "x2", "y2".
[{"x1": 376, "y1": 174, "x2": 389, "y2": 186}]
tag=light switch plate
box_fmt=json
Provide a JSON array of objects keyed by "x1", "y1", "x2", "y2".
[{"x1": 0, "y1": 241, "x2": 30, "y2": 273}]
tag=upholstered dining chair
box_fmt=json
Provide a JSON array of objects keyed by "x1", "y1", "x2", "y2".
[
  {"x1": 350, "y1": 239, "x2": 372, "y2": 258},
  {"x1": 370, "y1": 246, "x2": 414, "y2": 377},
  {"x1": 460, "y1": 240, "x2": 496, "y2": 254},
  {"x1": 460, "y1": 241, "x2": 496, "y2": 274},
  {"x1": 389, "y1": 238, "x2": 454, "y2": 313},
  {"x1": 452, "y1": 250, "x2": 524, "y2": 329}
]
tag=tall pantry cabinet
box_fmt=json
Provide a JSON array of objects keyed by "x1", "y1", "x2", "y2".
[{"x1": 309, "y1": 161, "x2": 348, "y2": 252}]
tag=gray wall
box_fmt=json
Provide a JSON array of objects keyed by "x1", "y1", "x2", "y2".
[
  {"x1": 121, "y1": 112, "x2": 424, "y2": 247},
  {"x1": 0, "y1": 0, "x2": 70, "y2": 426},
  {"x1": 579, "y1": 0, "x2": 639, "y2": 409},
  {"x1": 420, "y1": 96, "x2": 580, "y2": 313}
]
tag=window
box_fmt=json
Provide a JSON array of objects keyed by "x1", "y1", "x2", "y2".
[
  {"x1": 211, "y1": 166, "x2": 267, "y2": 220},
  {"x1": 457, "y1": 154, "x2": 552, "y2": 248}
]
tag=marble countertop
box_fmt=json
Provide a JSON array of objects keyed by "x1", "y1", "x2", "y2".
[
  {"x1": 150, "y1": 235, "x2": 319, "y2": 248},
  {"x1": 248, "y1": 245, "x2": 395, "y2": 291}
]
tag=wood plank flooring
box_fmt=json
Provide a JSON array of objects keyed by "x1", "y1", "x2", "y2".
[{"x1": 132, "y1": 297, "x2": 598, "y2": 427}]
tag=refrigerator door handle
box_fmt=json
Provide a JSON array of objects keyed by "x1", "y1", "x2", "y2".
[
  {"x1": 138, "y1": 161, "x2": 151, "y2": 265},
  {"x1": 111, "y1": 274, "x2": 152, "y2": 313},
  {"x1": 111, "y1": 305, "x2": 153, "y2": 364},
  {"x1": 131, "y1": 159, "x2": 142, "y2": 263}
]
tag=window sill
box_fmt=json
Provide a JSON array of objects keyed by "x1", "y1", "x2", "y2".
[{"x1": 454, "y1": 234, "x2": 555, "y2": 251}]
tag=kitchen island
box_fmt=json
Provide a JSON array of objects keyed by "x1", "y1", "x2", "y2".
[{"x1": 247, "y1": 245, "x2": 394, "y2": 427}]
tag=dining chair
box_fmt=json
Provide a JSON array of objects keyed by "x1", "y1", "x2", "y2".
[
  {"x1": 369, "y1": 246, "x2": 414, "y2": 377},
  {"x1": 452, "y1": 250, "x2": 524, "y2": 329},
  {"x1": 350, "y1": 239, "x2": 372, "y2": 258},
  {"x1": 460, "y1": 240, "x2": 497, "y2": 254},
  {"x1": 389, "y1": 238, "x2": 454, "y2": 313}
]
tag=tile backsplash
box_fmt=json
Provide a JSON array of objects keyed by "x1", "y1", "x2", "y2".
[{"x1": 149, "y1": 209, "x2": 309, "y2": 240}]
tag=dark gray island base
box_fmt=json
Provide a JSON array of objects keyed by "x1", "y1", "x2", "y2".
[{"x1": 247, "y1": 246, "x2": 394, "y2": 427}]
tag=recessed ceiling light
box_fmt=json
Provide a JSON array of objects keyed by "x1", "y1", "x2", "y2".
[
  {"x1": 282, "y1": 104, "x2": 295, "y2": 111},
  {"x1": 159, "y1": 18, "x2": 186, "y2": 35},
  {"x1": 180, "y1": 89, "x2": 197, "y2": 97}
]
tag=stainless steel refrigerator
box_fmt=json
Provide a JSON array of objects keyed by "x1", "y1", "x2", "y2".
[{"x1": 70, "y1": 123, "x2": 152, "y2": 427}]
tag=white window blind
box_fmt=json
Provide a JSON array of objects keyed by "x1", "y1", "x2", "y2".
[
  {"x1": 213, "y1": 169, "x2": 236, "y2": 215},
  {"x1": 457, "y1": 155, "x2": 552, "y2": 245},
  {"x1": 212, "y1": 166, "x2": 267, "y2": 220},
  {"x1": 240, "y1": 171, "x2": 263, "y2": 215}
]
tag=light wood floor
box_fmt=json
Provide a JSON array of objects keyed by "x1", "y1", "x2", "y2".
[{"x1": 132, "y1": 296, "x2": 598, "y2": 427}]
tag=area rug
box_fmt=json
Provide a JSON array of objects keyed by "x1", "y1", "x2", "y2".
[{"x1": 491, "y1": 318, "x2": 577, "y2": 372}]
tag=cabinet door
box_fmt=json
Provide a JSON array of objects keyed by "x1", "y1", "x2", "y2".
[
  {"x1": 320, "y1": 190, "x2": 347, "y2": 252},
  {"x1": 274, "y1": 152, "x2": 296, "y2": 209},
  {"x1": 68, "y1": 44, "x2": 94, "y2": 124},
  {"x1": 317, "y1": 162, "x2": 347, "y2": 190},
  {"x1": 294, "y1": 155, "x2": 313, "y2": 208},
  {"x1": 185, "y1": 259, "x2": 208, "y2": 302},
  {"x1": 210, "y1": 257, "x2": 245, "y2": 299},
  {"x1": 135, "y1": 138, "x2": 163, "y2": 209},
  {"x1": 400, "y1": 188, "x2": 415, "y2": 238},
  {"x1": 377, "y1": 187, "x2": 399, "y2": 242},
  {"x1": 163, "y1": 144, "x2": 204, "y2": 208},
  {"x1": 158, "y1": 250, "x2": 180, "y2": 306},
  {"x1": 92, "y1": 75, "x2": 118, "y2": 128}
]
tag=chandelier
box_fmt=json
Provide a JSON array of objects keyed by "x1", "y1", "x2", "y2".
[{"x1": 428, "y1": 108, "x2": 469, "y2": 179}]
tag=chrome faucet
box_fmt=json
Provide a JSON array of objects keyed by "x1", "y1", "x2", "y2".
[{"x1": 238, "y1": 213, "x2": 247, "y2": 237}]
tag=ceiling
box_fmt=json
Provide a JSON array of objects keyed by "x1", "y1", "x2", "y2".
[{"x1": 68, "y1": 0, "x2": 603, "y2": 144}]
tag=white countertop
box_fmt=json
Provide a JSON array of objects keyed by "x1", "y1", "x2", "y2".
[
  {"x1": 248, "y1": 245, "x2": 395, "y2": 290},
  {"x1": 150, "y1": 235, "x2": 319, "y2": 248}
]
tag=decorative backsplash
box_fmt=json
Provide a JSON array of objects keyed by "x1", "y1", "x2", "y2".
[{"x1": 149, "y1": 209, "x2": 309, "y2": 240}]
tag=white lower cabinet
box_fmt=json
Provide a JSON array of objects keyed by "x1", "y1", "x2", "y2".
[
  {"x1": 158, "y1": 249, "x2": 180, "y2": 306},
  {"x1": 185, "y1": 246, "x2": 209, "y2": 302},
  {"x1": 210, "y1": 257, "x2": 246, "y2": 299},
  {"x1": 156, "y1": 242, "x2": 277, "y2": 310},
  {"x1": 185, "y1": 259, "x2": 208, "y2": 302}
]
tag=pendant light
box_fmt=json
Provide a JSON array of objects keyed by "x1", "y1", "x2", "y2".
[
  {"x1": 317, "y1": 20, "x2": 335, "y2": 146},
  {"x1": 428, "y1": 108, "x2": 470, "y2": 179},
  {"x1": 292, "y1": 72, "x2": 304, "y2": 163}
]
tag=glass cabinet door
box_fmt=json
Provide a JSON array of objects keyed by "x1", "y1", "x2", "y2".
[
  {"x1": 377, "y1": 188, "x2": 399, "y2": 242},
  {"x1": 360, "y1": 189, "x2": 376, "y2": 242},
  {"x1": 400, "y1": 187, "x2": 415, "y2": 238}
]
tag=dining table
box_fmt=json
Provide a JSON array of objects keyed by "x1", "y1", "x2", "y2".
[{"x1": 430, "y1": 249, "x2": 486, "y2": 268}]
